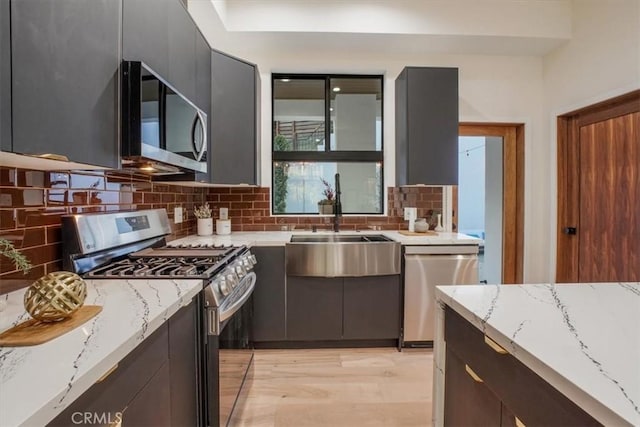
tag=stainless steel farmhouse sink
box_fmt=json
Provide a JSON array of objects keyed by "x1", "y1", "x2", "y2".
[{"x1": 286, "y1": 234, "x2": 401, "y2": 277}]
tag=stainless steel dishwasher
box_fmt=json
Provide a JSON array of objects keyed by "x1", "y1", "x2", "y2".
[{"x1": 403, "y1": 245, "x2": 479, "y2": 346}]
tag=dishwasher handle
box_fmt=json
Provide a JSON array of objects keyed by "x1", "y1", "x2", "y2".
[{"x1": 404, "y1": 245, "x2": 479, "y2": 255}]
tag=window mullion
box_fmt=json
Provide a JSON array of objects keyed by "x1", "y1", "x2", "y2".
[{"x1": 325, "y1": 76, "x2": 331, "y2": 152}]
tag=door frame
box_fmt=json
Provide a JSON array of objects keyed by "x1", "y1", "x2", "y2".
[
  {"x1": 556, "y1": 90, "x2": 639, "y2": 282},
  {"x1": 458, "y1": 123, "x2": 525, "y2": 284}
]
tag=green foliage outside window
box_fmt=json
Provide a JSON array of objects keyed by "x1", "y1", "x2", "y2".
[{"x1": 273, "y1": 135, "x2": 291, "y2": 213}]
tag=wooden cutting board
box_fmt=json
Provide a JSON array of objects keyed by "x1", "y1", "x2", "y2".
[
  {"x1": 398, "y1": 230, "x2": 438, "y2": 236},
  {"x1": 0, "y1": 305, "x2": 102, "y2": 347}
]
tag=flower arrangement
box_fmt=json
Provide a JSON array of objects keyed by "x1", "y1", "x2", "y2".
[
  {"x1": 319, "y1": 178, "x2": 335, "y2": 205},
  {"x1": 194, "y1": 203, "x2": 212, "y2": 219}
]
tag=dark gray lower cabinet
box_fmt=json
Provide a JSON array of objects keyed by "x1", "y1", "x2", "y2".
[
  {"x1": 0, "y1": 0, "x2": 10, "y2": 151},
  {"x1": 168, "y1": 298, "x2": 201, "y2": 426},
  {"x1": 48, "y1": 322, "x2": 169, "y2": 426},
  {"x1": 444, "y1": 306, "x2": 601, "y2": 427},
  {"x1": 252, "y1": 246, "x2": 401, "y2": 345},
  {"x1": 11, "y1": 0, "x2": 121, "y2": 168},
  {"x1": 122, "y1": 361, "x2": 171, "y2": 427},
  {"x1": 285, "y1": 275, "x2": 401, "y2": 343},
  {"x1": 444, "y1": 347, "x2": 502, "y2": 426},
  {"x1": 343, "y1": 276, "x2": 401, "y2": 340},
  {"x1": 286, "y1": 276, "x2": 343, "y2": 341},
  {"x1": 47, "y1": 297, "x2": 199, "y2": 427},
  {"x1": 252, "y1": 247, "x2": 287, "y2": 342}
]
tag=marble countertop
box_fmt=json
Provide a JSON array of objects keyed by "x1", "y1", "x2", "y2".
[
  {"x1": 169, "y1": 230, "x2": 482, "y2": 247},
  {"x1": 435, "y1": 282, "x2": 640, "y2": 426},
  {"x1": 0, "y1": 278, "x2": 203, "y2": 427}
]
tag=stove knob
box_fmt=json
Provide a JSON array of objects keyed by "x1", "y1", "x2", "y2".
[
  {"x1": 218, "y1": 279, "x2": 231, "y2": 296},
  {"x1": 226, "y1": 273, "x2": 238, "y2": 289},
  {"x1": 250, "y1": 254, "x2": 257, "y2": 265},
  {"x1": 242, "y1": 259, "x2": 253, "y2": 271},
  {"x1": 235, "y1": 264, "x2": 246, "y2": 278}
]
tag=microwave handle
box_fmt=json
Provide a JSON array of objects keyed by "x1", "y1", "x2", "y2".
[{"x1": 191, "y1": 110, "x2": 207, "y2": 162}]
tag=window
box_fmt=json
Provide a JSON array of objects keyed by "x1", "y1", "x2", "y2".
[{"x1": 272, "y1": 74, "x2": 384, "y2": 214}]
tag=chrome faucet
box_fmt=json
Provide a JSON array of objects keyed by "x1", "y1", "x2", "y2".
[{"x1": 333, "y1": 173, "x2": 341, "y2": 232}]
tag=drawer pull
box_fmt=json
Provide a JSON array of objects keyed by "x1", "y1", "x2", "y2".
[
  {"x1": 484, "y1": 335, "x2": 509, "y2": 354},
  {"x1": 515, "y1": 416, "x2": 526, "y2": 427},
  {"x1": 464, "y1": 364, "x2": 484, "y2": 383},
  {"x1": 96, "y1": 363, "x2": 118, "y2": 383}
]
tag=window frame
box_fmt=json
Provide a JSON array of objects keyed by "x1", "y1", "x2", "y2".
[{"x1": 271, "y1": 73, "x2": 385, "y2": 215}]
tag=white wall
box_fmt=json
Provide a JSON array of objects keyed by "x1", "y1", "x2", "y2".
[{"x1": 542, "y1": 0, "x2": 640, "y2": 282}]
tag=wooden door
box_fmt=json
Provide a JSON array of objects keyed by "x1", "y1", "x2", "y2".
[{"x1": 557, "y1": 91, "x2": 639, "y2": 282}]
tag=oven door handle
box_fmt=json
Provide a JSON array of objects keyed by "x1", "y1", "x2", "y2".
[{"x1": 219, "y1": 272, "x2": 256, "y2": 323}]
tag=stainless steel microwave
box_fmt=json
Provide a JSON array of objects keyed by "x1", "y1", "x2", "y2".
[{"x1": 121, "y1": 61, "x2": 207, "y2": 175}]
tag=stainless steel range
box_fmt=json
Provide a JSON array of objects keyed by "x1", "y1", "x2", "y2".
[{"x1": 61, "y1": 209, "x2": 256, "y2": 427}]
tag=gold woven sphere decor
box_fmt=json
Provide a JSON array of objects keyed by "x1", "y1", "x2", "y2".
[{"x1": 24, "y1": 271, "x2": 87, "y2": 322}]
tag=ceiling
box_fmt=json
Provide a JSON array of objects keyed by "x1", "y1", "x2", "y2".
[{"x1": 187, "y1": 0, "x2": 573, "y2": 59}]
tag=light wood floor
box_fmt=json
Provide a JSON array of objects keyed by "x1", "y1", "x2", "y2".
[{"x1": 229, "y1": 347, "x2": 434, "y2": 426}]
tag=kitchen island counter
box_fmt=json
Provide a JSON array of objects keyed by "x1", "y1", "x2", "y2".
[
  {"x1": 169, "y1": 230, "x2": 482, "y2": 247},
  {"x1": 0, "y1": 278, "x2": 202, "y2": 427},
  {"x1": 434, "y1": 282, "x2": 640, "y2": 426}
]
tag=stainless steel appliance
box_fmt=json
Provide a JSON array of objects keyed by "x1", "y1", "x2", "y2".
[
  {"x1": 286, "y1": 234, "x2": 401, "y2": 277},
  {"x1": 121, "y1": 61, "x2": 207, "y2": 175},
  {"x1": 61, "y1": 209, "x2": 256, "y2": 427},
  {"x1": 402, "y1": 245, "x2": 478, "y2": 346}
]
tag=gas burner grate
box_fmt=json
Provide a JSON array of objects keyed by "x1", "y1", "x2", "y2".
[
  {"x1": 164, "y1": 243, "x2": 235, "y2": 249},
  {"x1": 85, "y1": 254, "x2": 233, "y2": 279}
]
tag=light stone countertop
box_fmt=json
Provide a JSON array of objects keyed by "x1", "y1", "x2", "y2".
[
  {"x1": 433, "y1": 282, "x2": 640, "y2": 427},
  {"x1": 0, "y1": 278, "x2": 203, "y2": 427},
  {"x1": 169, "y1": 230, "x2": 482, "y2": 247}
]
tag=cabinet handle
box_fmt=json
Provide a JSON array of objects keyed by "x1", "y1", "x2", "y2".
[
  {"x1": 96, "y1": 363, "x2": 118, "y2": 383},
  {"x1": 484, "y1": 335, "x2": 509, "y2": 354},
  {"x1": 28, "y1": 153, "x2": 70, "y2": 162},
  {"x1": 464, "y1": 364, "x2": 484, "y2": 383},
  {"x1": 515, "y1": 416, "x2": 526, "y2": 427}
]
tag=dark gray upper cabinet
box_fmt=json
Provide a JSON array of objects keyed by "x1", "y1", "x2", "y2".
[
  {"x1": 123, "y1": 0, "x2": 197, "y2": 103},
  {"x1": 195, "y1": 31, "x2": 211, "y2": 114},
  {"x1": 122, "y1": 0, "x2": 169, "y2": 79},
  {"x1": 1, "y1": 0, "x2": 10, "y2": 152},
  {"x1": 210, "y1": 50, "x2": 258, "y2": 185},
  {"x1": 10, "y1": 0, "x2": 121, "y2": 168},
  {"x1": 395, "y1": 67, "x2": 459, "y2": 185},
  {"x1": 252, "y1": 247, "x2": 287, "y2": 342},
  {"x1": 193, "y1": 31, "x2": 212, "y2": 183},
  {"x1": 167, "y1": 0, "x2": 195, "y2": 103}
]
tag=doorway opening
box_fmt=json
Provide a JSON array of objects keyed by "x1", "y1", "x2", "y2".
[
  {"x1": 457, "y1": 136, "x2": 503, "y2": 283},
  {"x1": 454, "y1": 124, "x2": 525, "y2": 284}
]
